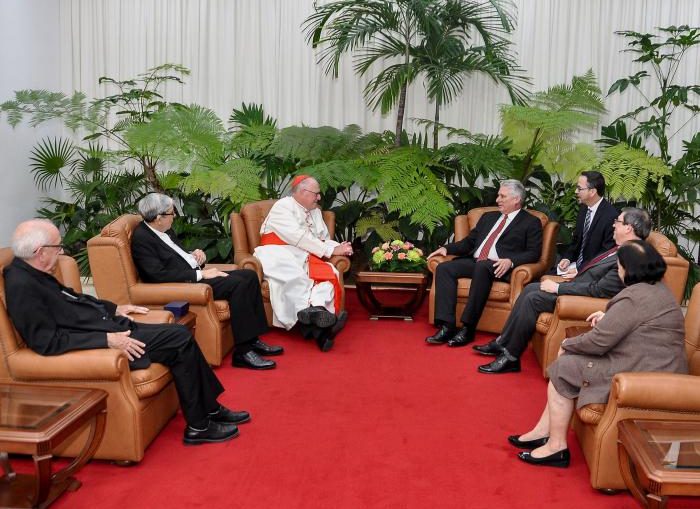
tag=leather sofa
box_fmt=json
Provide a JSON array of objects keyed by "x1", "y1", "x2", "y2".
[
  {"x1": 531, "y1": 231, "x2": 689, "y2": 376},
  {"x1": 0, "y1": 249, "x2": 179, "y2": 463},
  {"x1": 427, "y1": 207, "x2": 559, "y2": 333},
  {"x1": 87, "y1": 214, "x2": 238, "y2": 366},
  {"x1": 230, "y1": 199, "x2": 351, "y2": 325},
  {"x1": 572, "y1": 282, "x2": 700, "y2": 490}
]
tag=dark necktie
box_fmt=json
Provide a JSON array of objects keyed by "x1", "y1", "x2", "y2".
[
  {"x1": 578, "y1": 246, "x2": 618, "y2": 275},
  {"x1": 576, "y1": 208, "x2": 592, "y2": 268},
  {"x1": 477, "y1": 215, "x2": 508, "y2": 261}
]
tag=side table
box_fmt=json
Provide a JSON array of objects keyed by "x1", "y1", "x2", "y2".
[
  {"x1": 618, "y1": 419, "x2": 700, "y2": 509},
  {"x1": 0, "y1": 383, "x2": 107, "y2": 508},
  {"x1": 354, "y1": 271, "x2": 429, "y2": 321}
]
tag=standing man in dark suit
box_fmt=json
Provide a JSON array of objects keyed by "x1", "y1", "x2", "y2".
[
  {"x1": 131, "y1": 193, "x2": 283, "y2": 370},
  {"x1": 5, "y1": 219, "x2": 247, "y2": 445},
  {"x1": 474, "y1": 207, "x2": 652, "y2": 374},
  {"x1": 557, "y1": 171, "x2": 617, "y2": 275},
  {"x1": 426, "y1": 180, "x2": 543, "y2": 347}
]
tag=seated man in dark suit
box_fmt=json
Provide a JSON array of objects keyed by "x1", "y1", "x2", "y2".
[
  {"x1": 556, "y1": 171, "x2": 617, "y2": 275},
  {"x1": 473, "y1": 207, "x2": 651, "y2": 374},
  {"x1": 131, "y1": 193, "x2": 282, "y2": 370},
  {"x1": 426, "y1": 180, "x2": 543, "y2": 347},
  {"x1": 5, "y1": 219, "x2": 247, "y2": 445}
]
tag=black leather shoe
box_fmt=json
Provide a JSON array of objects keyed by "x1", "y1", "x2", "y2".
[
  {"x1": 210, "y1": 406, "x2": 251, "y2": 425},
  {"x1": 425, "y1": 325, "x2": 455, "y2": 345},
  {"x1": 232, "y1": 351, "x2": 276, "y2": 370},
  {"x1": 477, "y1": 353, "x2": 521, "y2": 374},
  {"x1": 508, "y1": 434, "x2": 549, "y2": 449},
  {"x1": 251, "y1": 338, "x2": 284, "y2": 356},
  {"x1": 317, "y1": 331, "x2": 334, "y2": 352},
  {"x1": 447, "y1": 327, "x2": 475, "y2": 347},
  {"x1": 315, "y1": 310, "x2": 348, "y2": 352},
  {"x1": 297, "y1": 306, "x2": 337, "y2": 328},
  {"x1": 183, "y1": 421, "x2": 239, "y2": 445},
  {"x1": 473, "y1": 337, "x2": 504, "y2": 356},
  {"x1": 517, "y1": 448, "x2": 570, "y2": 468}
]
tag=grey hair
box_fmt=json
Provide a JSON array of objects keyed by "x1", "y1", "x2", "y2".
[
  {"x1": 500, "y1": 179, "x2": 526, "y2": 206},
  {"x1": 11, "y1": 219, "x2": 56, "y2": 259},
  {"x1": 137, "y1": 193, "x2": 174, "y2": 222},
  {"x1": 621, "y1": 207, "x2": 652, "y2": 240},
  {"x1": 291, "y1": 176, "x2": 316, "y2": 195}
]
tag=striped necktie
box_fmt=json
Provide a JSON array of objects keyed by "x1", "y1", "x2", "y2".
[
  {"x1": 578, "y1": 246, "x2": 618, "y2": 275},
  {"x1": 576, "y1": 208, "x2": 592, "y2": 268},
  {"x1": 477, "y1": 215, "x2": 508, "y2": 261}
]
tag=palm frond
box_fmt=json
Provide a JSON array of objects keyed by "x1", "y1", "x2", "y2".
[{"x1": 28, "y1": 137, "x2": 76, "y2": 191}]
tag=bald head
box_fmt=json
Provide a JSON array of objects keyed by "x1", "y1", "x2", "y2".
[{"x1": 12, "y1": 219, "x2": 59, "y2": 259}]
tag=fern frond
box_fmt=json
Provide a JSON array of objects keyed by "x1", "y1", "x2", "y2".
[
  {"x1": 355, "y1": 215, "x2": 400, "y2": 240},
  {"x1": 596, "y1": 143, "x2": 671, "y2": 201}
]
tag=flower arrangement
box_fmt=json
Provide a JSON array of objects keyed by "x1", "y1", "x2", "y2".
[{"x1": 370, "y1": 240, "x2": 426, "y2": 273}]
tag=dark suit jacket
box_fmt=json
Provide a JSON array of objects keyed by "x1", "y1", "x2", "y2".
[
  {"x1": 4, "y1": 258, "x2": 130, "y2": 355},
  {"x1": 563, "y1": 199, "x2": 618, "y2": 266},
  {"x1": 445, "y1": 210, "x2": 543, "y2": 268},
  {"x1": 131, "y1": 222, "x2": 201, "y2": 283},
  {"x1": 557, "y1": 252, "x2": 623, "y2": 298}
]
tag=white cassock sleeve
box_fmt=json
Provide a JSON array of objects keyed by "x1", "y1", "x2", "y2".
[{"x1": 262, "y1": 198, "x2": 337, "y2": 258}]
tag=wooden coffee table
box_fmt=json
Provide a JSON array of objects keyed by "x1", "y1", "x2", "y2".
[
  {"x1": 0, "y1": 383, "x2": 107, "y2": 508},
  {"x1": 618, "y1": 419, "x2": 700, "y2": 508},
  {"x1": 354, "y1": 271, "x2": 429, "y2": 321}
]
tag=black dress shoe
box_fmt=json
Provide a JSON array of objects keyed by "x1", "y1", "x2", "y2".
[
  {"x1": 297, "y1": 306, "x2": 337, "y2": 328},
  {"x1": 316, "y1": 331, "x2": 334, "y2": 352},
  {"x1": 210, "y1": 406, "x2": 251, "y2": 425},
  {"x1": 251, "y1": 338, "x2": 284, "y2": 356},
  {"x1": 425, "y1": 325, "x2": 455, "y2": 345},
  {"x1": 517, "y1": 448, "x2": 570, "y2": 468},
  {"x1": 447, "y1": 327, "x2": 475, "y2": 347},
  {"x1": 232, "y1": 351, "x2": 276, "y2": 370},
  {"x1": 508, "y1": 434, "x2": 549, "y2": 449},
  {"x1": 477, "y1": 353, "x2": 521, "y2": 374},
  {"x1": 473, "y1": 337, "x2": 504, "y2": 356},
  {"x1": 183, "y1": 421, "x2": 239, "y2": 445}
]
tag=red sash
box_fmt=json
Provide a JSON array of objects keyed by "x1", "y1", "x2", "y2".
[{"x1": 260, "y1": 232, "x2": 341, "y2": 313}]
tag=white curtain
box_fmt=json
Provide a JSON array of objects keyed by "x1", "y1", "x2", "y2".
[{"x1": 58, "y1": 0, "x2": 700, "y2": 156}]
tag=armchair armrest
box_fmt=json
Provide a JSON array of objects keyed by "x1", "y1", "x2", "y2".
[
  {"x1": 238, "y1": 256, "x2": 263, "y2": 280},
  {"x1": 612, "y1": 372, "x2": 700, "y2": 412},
  {"x1": 329, "y1": 255, "x2": 351, "y2": 274},
  {"x1": 541, "y1": 275, "x2": 566, "y2": 283},
  {"x1": 509, "y1": 261, "x2": 548, "y2": 301},
  {"x1": 207, "y1": 263, "x2": 238, "y2": 271},
  {"x1": 427, "y1": 255, "x2": 456, "y2": 274},
  {"x1": 129, "y1": 282, "x2": 213, "y2": 306},
  {"x1": 9, "y1": 348, "x2": 128, "y2": 381},
  {"x1": 555, "y1": 296, "x2": 608, "y2": 320},
  {"x1": 127, "y1": 309, "x2": 174, "y2": 324}
]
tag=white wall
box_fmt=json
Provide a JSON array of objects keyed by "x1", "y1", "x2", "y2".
[{"x1": 0, "y1": 0, "x2": 62, "y2": 245}]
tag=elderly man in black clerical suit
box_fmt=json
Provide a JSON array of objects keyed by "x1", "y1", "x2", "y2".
[
  {"x1": 4, "y1": 219, "x2": 246, "y2": 445},
  {"x1": 131, "y1": 193, "x2": 282, "y2": 370},
  {"x1": 556, "y1": 171, "x2": 618, "y2": 275},
  {"x1": 426, "y1": 180, "x2": 543, "y2": 348},
  {"x1": 473, "y1": 207, "x2": 652, "y2": 374}
]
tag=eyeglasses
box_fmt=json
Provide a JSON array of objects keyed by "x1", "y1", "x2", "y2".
[
  {"x1": 35, "y1": 244, "x2": 65, "y2": 253},
  {"x1": 301, "y1": 189, "x2": 322, "y2": 198},
  {"x1": 613, "y1": 219, "x2": 625, "y2": 225},
  {"x1": 575, "y1": 185, "x2": 593, "y2": 192},
  {"x1": 160, "y1": 212, "x2": 176, "y2": 217}
]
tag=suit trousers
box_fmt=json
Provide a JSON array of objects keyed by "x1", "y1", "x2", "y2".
[
  {"x1": 206, "y1": 269, "x2": 268, "y2": 353},
  {"x1": 129, "y1": 322, "x2": 224, "y2": 427},
  {"x1": 434, "y1": 258, "x2": 508, "y2": 328},
  {"x1": 500, "y1": 282, "x2": 558, "y2": 358}
]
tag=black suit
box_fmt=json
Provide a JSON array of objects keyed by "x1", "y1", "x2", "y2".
[
  {"x1": 499, "y1": 250, "x2": 624, "y2": 359},
  {"x1": 562, "y1": 199, "x2": 617, "y2": 268},
  {"x1": 131, "y1": 223, "x2": 267, "y2": 353},
  {"x1": 4, "y1": 258, "x2": 222, "y2": 427},
  {"x1": 434, "y1": 210, "x2": 543, "y2": 328}
]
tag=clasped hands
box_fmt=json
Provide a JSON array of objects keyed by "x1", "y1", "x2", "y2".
[
  {"x1": 427, "y1": 247, "x2": 512, "y2": 278},
  {"x1": 332, "y1": 241, "x2": 353, "y2": 257}
]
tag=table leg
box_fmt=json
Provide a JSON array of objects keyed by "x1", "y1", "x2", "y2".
[
  {"x1": 52, "y1": 409, "x2": 107, "y2": 486},
  {"x1": 646, "y1": 493, "x2": 667, "y2": 509},
  {"x1": 31, "y1": 453, "x2": 52, "y2": 508},
  {"x1": 618, "y1": 441, "x2": 650, "y2": 508},
  {"x1": 0, "y1": 452, "x2": 15, "y2": 481},
  {"x1": 355, "y1": 280, "x2": 428, "y2": 320}
]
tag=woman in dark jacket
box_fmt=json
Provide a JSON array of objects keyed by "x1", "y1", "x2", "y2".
[{"x1": 510, "y1": 239, "x2": 687, "y2": 467}]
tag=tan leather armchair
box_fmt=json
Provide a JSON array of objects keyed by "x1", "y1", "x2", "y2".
[
  {"x1": 230, "y1": 199, "x2": 351, "y2": 325},
  {"x1": 87, "y1": 214, "x2": 237, "y2": 366},
  {"x1": 0, "y1": 249, "x2": 179, "y2": 463},
  {"x1": 427, "y1": 207, "x2": 559, "y2": 333},
  {"x1": 571, "y1": 283, "x2": 700, "y2": 490},
  {"x1": 531, "y1": 231, "x2": 690, "y2": 377}
]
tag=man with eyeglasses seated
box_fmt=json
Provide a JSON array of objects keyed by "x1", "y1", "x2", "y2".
[
  {"x1": 131, "y1": 193, "x2": 282, "y2": 370},
  {"x1": 473, "y1": 207, "x2": 651, "y2": 374},
  {"x1": 556, "y1": 171, "x2": 617, "y2": 276},
  {"x1": 5, "y1": 219, "x2": 246, "y2": 445},
  {"x1": 253, "y1": 175, "x2": 353, "y2": 352}
]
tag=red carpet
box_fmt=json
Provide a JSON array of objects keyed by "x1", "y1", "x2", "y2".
[{"x1": 26, "y1": 289, "x2": 698, "y2": 508}]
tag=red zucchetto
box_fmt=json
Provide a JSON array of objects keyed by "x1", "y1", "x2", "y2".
[{"x1": 291, "y1": 174, "x2": 310, "y2": 187}]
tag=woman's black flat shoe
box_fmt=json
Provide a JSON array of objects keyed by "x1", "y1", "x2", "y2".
[
  {"x1": 507, "y1": 434, "x2": 549, "y2": 449},
  {"x1": 517, "y1": 448, "x2": 570, "y2": 468}
]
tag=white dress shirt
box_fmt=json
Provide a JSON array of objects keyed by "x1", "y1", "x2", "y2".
[
  {"x1": 474, "y1": 209, "x2": 521, "y2": 260},
  {"x1": 144, "y1": 222, "x2": 202, "y2": 281}
]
